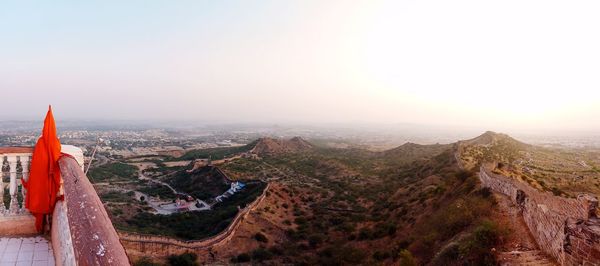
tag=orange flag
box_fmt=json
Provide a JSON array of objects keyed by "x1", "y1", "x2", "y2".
[{"x1": 22, "y1": 106, "x2": 62, "y2": 232}]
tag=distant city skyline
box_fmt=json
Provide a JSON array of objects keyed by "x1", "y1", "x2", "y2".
[{"x1": 2, "y1": 1, "x2": 600, "y2": 133}]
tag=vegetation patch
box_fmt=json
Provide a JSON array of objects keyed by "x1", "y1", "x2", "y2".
[
  {"x1": 168, "y1": 166, "x2": 230, "y2": 201},
  {"x1": 89, "y1": 162, "x2": 138, "y2": 182},
  {"x1": 167, "y1": 252, "x2": 199, "y2": 266},
  {"x1": 100, "y1": 191, "x2": 134, "y2": 202},
  {"x1": 138, "y1": 184, "x2": 176, "y2": 200},
  {"x1": 176, "y1": 141, "x2": 257, "y2": 161},
  {"x1": 118, "y1": 182, "x2": 267, "y2": 240}
]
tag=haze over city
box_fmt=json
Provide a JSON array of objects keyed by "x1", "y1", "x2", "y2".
[{"x1": 2, "y1": 0, "x2": 600, "y2": 133}]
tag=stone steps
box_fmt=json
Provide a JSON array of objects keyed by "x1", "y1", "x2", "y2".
[{"x1": 498, "y1": 250, "x2": 556, "y2": 266}]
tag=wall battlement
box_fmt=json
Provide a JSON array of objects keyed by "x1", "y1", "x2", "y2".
[{"x1": 479, "y1": 166, "x2": 600, "y2": 265}]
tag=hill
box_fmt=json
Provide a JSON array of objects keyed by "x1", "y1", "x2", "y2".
[
  {"x1": 198, "y1": 135, "x2": 506, "y2": 265},
  {"x1": 131, "y1": 131, "x2": 594, "y2": 265},
  {"x1": 251, "y1": 136, "x2": 314, "y2": 156},
  {"x1": 456, "y1": 131, "x2": 528, "y2": 170},
  {"x1": 458, "y1": 131, "x2": 525, "y2": 147},
  {"x1": 177, "y1": 141, "x2": 258, "y2": 161},
  {"x1": 458, "y1": 131, "x2": 600, "y2": 197},
  {"x1": 382, "y1": 142, "x2": 451, "y2": 166},
  {"x1": 167, "y1": 165, "x2": 230, "y2": 201}
]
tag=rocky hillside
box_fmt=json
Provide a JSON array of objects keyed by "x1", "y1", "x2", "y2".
[
  {"x1": 191, "y1": 135, "x2": 511, "y2": 265},
  {"x1": 458, "y1": 131, "x2": 600, "y2": 197},
  {"x1": 251, "y1": 136, "x2": 314, "y2": 156},
  {"x1": 459, "y1": 131, "x2": 521, "y2": 146},
  {"x1": 134, "y1": 131, "x2": 598, "y2": 265},
  {"x1": 382, "y1": 142, "x2": 451, "y2": 166},
  {"x1": 456, "y1": 131, "x2": 528, "y2": 171},
  {"x1": 167, "y1": 165, "x2": 230, "y2": 201}
]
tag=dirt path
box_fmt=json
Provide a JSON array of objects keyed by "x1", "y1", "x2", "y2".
[{"x1": 492, "y1": 192, "x2": 556, "y2": 266}]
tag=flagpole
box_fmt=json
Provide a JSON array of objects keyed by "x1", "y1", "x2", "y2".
[{"x1": 84, "y1": 137, "x2": 101, "y2": 175}]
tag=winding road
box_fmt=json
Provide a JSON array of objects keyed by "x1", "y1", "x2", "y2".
[{"x1": 131, "y1": 163, "x2": 211, "y2": 214}]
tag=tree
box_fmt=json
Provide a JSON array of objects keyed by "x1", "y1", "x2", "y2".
[
  {"x1": 252, "y1": 248, "x2": 273, "y2": 261},
  {"x1": 167, "y1": 252, "x2": 199, "y2": 266},
  {"x1": 231, "y1": 253, "x2": 250, "y2": 263},
  {"x1": 308, "y1": 234, "x2": 323, "y2": 248},
  {"x1": 398, "y1": 250, "x2": 417, "y2": 266},
  {"x1": 254, "y1": 232, "x2": 268, "y2": 243},
  {"x1": 133, "y1": 257, "x2": 160, "y2": 266}
]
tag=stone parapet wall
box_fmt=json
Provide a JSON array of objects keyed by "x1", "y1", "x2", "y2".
[
  {"x1": 479, "y1": 166, "x2": 600, "y2": 265},
  {"x1": 51, "y1": 201, "x2": 76, "y2": 266},
  {"x1": 59, "y1": 156, "x2": 131, "y2": 265},
  {"x1": 119, "y1": 183, "x2": 270, "y2": 259},
  {"x1": 564, "y1": 218, "x2": 600, "y2": 265}
]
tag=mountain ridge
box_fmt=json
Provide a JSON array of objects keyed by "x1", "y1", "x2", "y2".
[
  {"x1": 251, "y1": 136, "x2": 314, "y2": 156},
  {"x1": 458, "y1": 130, "x2": 525, "y2": 147}
]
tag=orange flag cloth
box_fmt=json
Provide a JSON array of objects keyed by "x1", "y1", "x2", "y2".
[{"x1": 22, "y1": 106, "x2": 62, "y2": 232}]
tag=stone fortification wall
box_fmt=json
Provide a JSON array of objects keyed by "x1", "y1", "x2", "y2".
[{"x1": 479, "y1": 166, "x2": 600, "y2": 265}]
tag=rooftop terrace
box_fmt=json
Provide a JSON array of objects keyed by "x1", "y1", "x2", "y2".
[
  {"x1": 0, "y1": 146, "x2": 130, "y2": 265},
  {"x1": 0, "y1": 236, "x2": 54, "y2": 265}
]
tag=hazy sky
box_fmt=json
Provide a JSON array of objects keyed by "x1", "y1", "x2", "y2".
[{"x1": 1, "y1": 1, "x2": 599, "y2": 132}]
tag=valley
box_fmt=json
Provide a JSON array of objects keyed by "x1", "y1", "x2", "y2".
[{"x1": 80, "y1": 131, "x2": 600, "y2": 265}]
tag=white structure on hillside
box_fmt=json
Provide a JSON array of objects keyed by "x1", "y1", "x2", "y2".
[{"x1": 215, "y1": 182, "x2": 246, "y2": 202}]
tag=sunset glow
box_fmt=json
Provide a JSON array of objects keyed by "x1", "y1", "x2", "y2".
[{"x1": 1, "y1": 0, "x2": 599, "y2": 132}]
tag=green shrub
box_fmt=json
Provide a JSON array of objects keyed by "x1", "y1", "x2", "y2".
[
  {"x1": 455, "y1": 170, "x2": 473, "y2": 181},
  {"x1": 471, "y1": 220, "x2": 500, "y2": 247},
  {"x1": 551, "y1": 187, "x2": 565, "y2": 196},
  {"x1": 269, "y1": 246, "x2": 285, "y2": 256},
  {"x1": 89, "y1": 162, "x2": 138, "y2": 182},
  {"x1": 294, "y1": 217, "x2": 307, "y2": 225},
  {"x1": 252, "y1": 248, "x2": 273, "y2": 261},
  {"x1": 178, "y1": 142, "x2": 256, "y2": 161},
  {"x1": 373, "y1": 250, "x2": 391, "y2": 261},
  {"x1": 232, "y1": 253, "x2": 251, "y2": 263},
  {"x1": 167, "y1": 252, "x2": 198, "y2": 266},
  {"x1": 134, "y1": 257, "x2": 160, "y2": 266},
  {"x1": 372, "y1": 222, "x2": 396, "y2": 238},
  {"x1": 101, "y1": 191, "x2": 135, "y2": 202},
  {"x1": 317, "y1": 246, "x2": 366, "y2": 265},
  {"x1": 308, "y1": 234, "x2": 323, "y2": 248},
  {"x1": 476, "y1": 187, "x2": 492, "y2": 198},
  {"x1": 138, "y1": 185, "x2": 176, "y2": 200},
  {"x1": 254, "y1": 232, "x2": 268, "y2": 243},
  {"x1": 398, "y1": 249, "x2": 417, "y2": 266},
  {"x1": 357, "y1": 228, "x2": 372, "y2": 240},
  {"x1": 456, "y1": 220, "x2": 503, "y2": 265},
  {"x1": 430, "y1": 242, "x2": 460, "y2": 266},
  {"x1": 111, "y1": 208, "x2": 123, "y2": 216}
]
